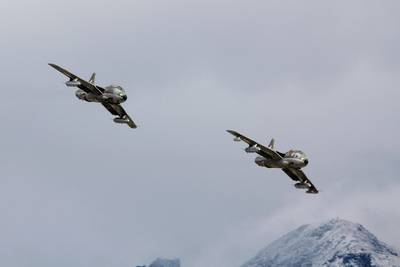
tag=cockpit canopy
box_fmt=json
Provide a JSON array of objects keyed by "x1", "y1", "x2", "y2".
[
  {"x1": 285, "y1": 150, "x2": 307, "y2": 160},
  {"x1": 104, "y1": 85, "x2": 126, "y2": 98},
  {"x1": 106, "y1": 85, "x2": 125, "y2": 92}
]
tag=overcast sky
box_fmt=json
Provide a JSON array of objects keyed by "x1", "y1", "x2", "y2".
[{"x1": 1, "y1": 1, "x2": 400, "y2": 266}]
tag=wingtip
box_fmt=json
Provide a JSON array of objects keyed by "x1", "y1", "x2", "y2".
[
  {"x1": 129, "y1": 123, "x2": 138, "y2": 129},
  {"x1": 306, "y1": 189, "x2": 319, "y2": 194},
  {"x1": 227, "y1": 130, "x2": 240, "y2": 137}
]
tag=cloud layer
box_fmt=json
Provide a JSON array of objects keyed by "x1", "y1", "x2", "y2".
[{"x1": 0, "y1": 1, "x2": 400, "y2": 267}]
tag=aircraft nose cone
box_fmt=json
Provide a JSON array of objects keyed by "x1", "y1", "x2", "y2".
[{"x1": 304, "y1": 159, "x2": 309, "y2": 166}]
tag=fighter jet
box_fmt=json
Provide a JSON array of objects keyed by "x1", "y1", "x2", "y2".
[
  {"x1": 227, "y1": 130, "x2": 318, "y2": 194},
  {"x1": 49, "y1": 63, "x2": 137, "y2": 128}
]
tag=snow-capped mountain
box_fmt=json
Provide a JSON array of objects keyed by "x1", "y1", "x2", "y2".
[
  {"x1": 149, "y1": 258, "x2": 180, "y2": 267},
  {"x1": 241, "y1": 218, "x2": 400, "y2": 267}
]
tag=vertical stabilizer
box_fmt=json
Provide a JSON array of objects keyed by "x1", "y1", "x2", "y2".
[
  {"x1": 268, "y1": 138, "x2": 275, "y2": 149},
  {"x1": 89, "y1": 73, "x2": 96, "y2": 84}
]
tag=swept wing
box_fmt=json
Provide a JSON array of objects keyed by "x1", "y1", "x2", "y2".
[
  {"x1": 102, "y1": 103, "x2": 137, "y2": 128},
  {"x1": 282, "y1": 168, "x2": 319, "y2": 194},
  {"x1": 226, "y1": 130, "x2": 283, "y2": 160},
  {"x1": 49, "y1": 63, "x2": 104, "y2": 95}
]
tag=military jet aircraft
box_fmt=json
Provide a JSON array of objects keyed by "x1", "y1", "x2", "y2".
[
  {"x1": 49, "y1": 63, "x2": 137, "y2": 128},
  {"x1": 227, "y1": 130, "x2": 318, "y2": 194}
]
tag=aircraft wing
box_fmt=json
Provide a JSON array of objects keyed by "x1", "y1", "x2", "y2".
[
  {"x1": 102, "y1": 103, "x2": 137, "y2": 128},
  {"x1": 49, "y1": 63, "x2": 104, "y2": 95},
  {"x1": 282, "y1": 168, "x2": 319, "y2": 194},
  {"x1": 227, "y1": 130, "x2": 282, "y2": 160}
]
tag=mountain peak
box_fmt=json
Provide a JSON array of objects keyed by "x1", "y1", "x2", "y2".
[
  {"x1": 149, "y1": 258, "x2": 180, "y2": 267},
  {"x1": 241, "y1": 218, "x2": 400, "y2": 267}
]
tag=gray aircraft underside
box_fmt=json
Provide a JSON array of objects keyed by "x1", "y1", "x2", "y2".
[
  {"x1": 227, "y1": 130, "x2": 318, "y2": 194},
  {"x1": 49, "y1": 63, "x2": 137, "y2": 128}
]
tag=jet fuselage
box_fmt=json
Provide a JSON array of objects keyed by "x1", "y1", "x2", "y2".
[
  {"x1": 255, "y1": 150, "x2": 309, "y2": 169},
  {"x1": 75, "y1": 85, "x2": 127, "y2": 104}
]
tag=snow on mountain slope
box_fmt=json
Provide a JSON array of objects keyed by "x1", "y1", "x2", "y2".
[{"x1": 241, "y1": 218, "x2": 400, "y2": 267}]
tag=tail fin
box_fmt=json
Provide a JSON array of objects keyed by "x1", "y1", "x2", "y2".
[
  {"x1": 89, "y1": 73, "x2": 96, "y2": 84},
  {"x1": 268, "y1": 138, "x2": 275, "y2": 149}
]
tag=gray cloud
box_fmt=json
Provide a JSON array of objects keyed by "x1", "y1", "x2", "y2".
[{"x1": 1, "y1": 1, "x2": 400, "y2": 267}]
